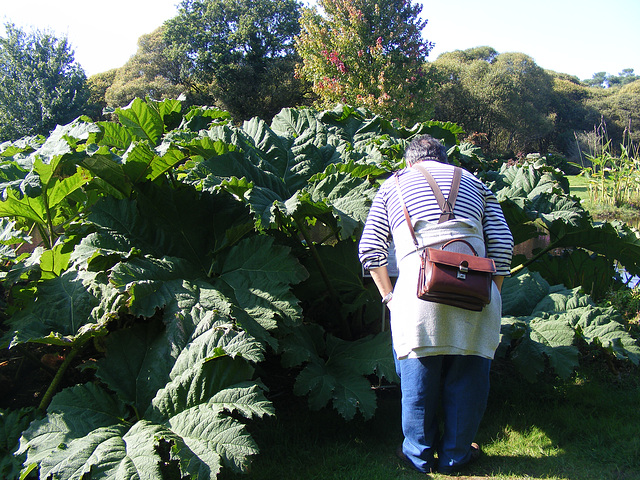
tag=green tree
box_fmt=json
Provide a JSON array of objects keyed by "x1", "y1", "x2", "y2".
[
  {"x1": 105, "y1": 27, "x2": 186, "y2": 109},
  {"x1": 432, "y1": 48, "x2": 555, "y2": 154},
  {"x1": 163, "y1": 0, "x2": 310, "y2": 120},
  {"x1": 615, "y1": 68, "x2": 639, "y2": 86},
  {"x1": 86, "y1": 68, "x2": 118, "y2": 121},
  {"x1": 584, "y1": 69, "x2": 639, "y2": 88},
  {"x1": 0, "y1": 23, "x2": 89, "y2": 142},
  {"x1": 547, "y1": 72, "x2": 600, "y2": 158},
  {"x1": 431, "y1": 48, "x2": 498, "y2": 145},
  {"x1": 295, "y1": 0, "x2": 437, "y2": 125},
  {"x1": 586, "y1": 79, "x2": 640, "y2": 148},
  {"x1": 584, "y1": 71, "x2": 608, "y2": 88}
]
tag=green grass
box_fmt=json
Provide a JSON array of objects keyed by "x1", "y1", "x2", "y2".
[
  {"x1": 219, "y1": 362, "x2": 640, "y2": 480},
  {"x1": 568, "y1": 175, "x2": 640, "y2": 229}
]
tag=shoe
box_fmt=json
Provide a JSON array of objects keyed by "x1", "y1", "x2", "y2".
[
  {"x1": 396, "y1": 445, "x2": 415, "y2": 470},
  {"x1": 396, "y1": 445, "x2": 435, "y2": 474},
  {"x1": 437, "y1": 443, "x2": 481, "y2": 475},
  {"x1": 468, "y1": 442, "x2": 481, "y2": 461}
]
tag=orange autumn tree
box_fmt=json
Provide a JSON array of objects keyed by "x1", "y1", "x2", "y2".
[{"x1": 295, "y1": 0, "x2": 438, "y2": 126}]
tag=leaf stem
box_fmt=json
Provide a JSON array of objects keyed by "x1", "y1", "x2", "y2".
[
  {"x1": 37, "y1": 344, "x2": 82, "y2": 413},
  {"x1": 41, "y1": 188, "x2": 56, "y2": 248},
  {"x1": 510, "y1": 239, "x2": 559, "y2": 276},
  {"x1": 36, "y1": 223, "x2": 52, "y2": 251},
  {"x1": 293, "y1": 214, "x2": 352, "y2": 339},
  {"x1": 167, "y1": 169, "x2": 179, "y2": 189}
]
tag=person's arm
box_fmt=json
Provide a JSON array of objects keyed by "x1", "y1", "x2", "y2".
[
  {"x1": 480, "y1": 181, "x2": 514, "y2": 283},
  {"x1": 359, "y1": 181, "x2": 395, "y2": 302},
  {"x1": 370, "y1": 266, "x2": 394, "y2": 301}
]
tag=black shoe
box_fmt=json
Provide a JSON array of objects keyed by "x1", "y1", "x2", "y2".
[
  {"x1": 396, "y1": 445, "x2": 434, "y2": 474},
  {"x1": 437, "y1": 443, "x2": 481, "y2": 475}
]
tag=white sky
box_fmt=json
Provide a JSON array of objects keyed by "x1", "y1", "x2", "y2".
[
  {"x1": 420, "y1": 0, "x2": 640, "y2": 80},
  {"x1": 1, "y1": 0, "x2": 639, "y2": 80},
  {"x1": 1, "y1": 0, "x2": 181, "y2": 76}
]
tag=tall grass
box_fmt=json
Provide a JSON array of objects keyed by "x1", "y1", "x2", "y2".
[{"x1": 573, "y1": 121, "x2": 640, "y2": 209}]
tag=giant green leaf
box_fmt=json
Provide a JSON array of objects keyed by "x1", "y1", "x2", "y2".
[
  {"x1": 502, "y1": 270, "x2": 550, "y2": 317},
  {"x1": 0, "y1": 407, "x2": 35, "y2": 480},
  {"x1": 116, "y1": 98, "x2": 164, "y2": 146},
  {"x1": 19, "y1": 308, "x2": 273, "y2": 479},
  {"x1": 1, "y1": 270, "x2": 111, "y2": 347},
  {"x1": 529, "y1": 317, "x2": 579, "y2": 378},
  {"x1": 96, "y1": 320, "x2": 174, "y2": 413},
  {"x1": 109, "y1": 256, "x2": 196, "y2": 318},
  {"x1": 500, "y1": 279, "x2": 640, "y2": 381},
  {"x1": 217, "y1": 235, "x2": 308, "y2": 330},
  {"x1": 284, "y1": 324, "x2": 394, "y2": 420},
  {"x1": 47, "y1": 383, "x2": 129, "y2": 433},
  {"x1": 122, "y1": 142, "x2": 186, "y2": 184},
  {"x1": 553, "y1": 220, "x2": 640, "y2": 278},
  {"x1": 295, "y1": 240, "x2": 379, "y2": 324},
  {"x1": 0, "y1": 160, "x2": 31, "y2": 199},
  {"x1": 307, "y1": 171, "x2": 377, "y2": 238},
  {"x1": 565, "y1": 306, "x2": 640, "y2": 364},
  {"x1": 162, "y1": 385, "x2": 273, "y2": 477},
  {"x1": 0, "y1": 188, "x2": 47, "y2": 224},
  {"x1": 0, "y1": 218, "x2": 30, "y2": 260},
  {"x1": 37, "y1": 421, "x2": 164, "y2": 480},
  {"x1": 97, "y1": 121, "x2": 133, "y2": 151},
  {"x1": 532, "y1": 285, "x2": 594, "y2": 314},
  {"x1": 177, "y1": 106, "x2": 424, "y2": 232},
  {"x1": 530, "y1": 250, "x2": 616, "y2": 300}
]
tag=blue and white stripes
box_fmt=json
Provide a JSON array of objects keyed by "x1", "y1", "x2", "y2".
[{"x1": 359, "y1": 161, "x2": 514, "y2": 276}]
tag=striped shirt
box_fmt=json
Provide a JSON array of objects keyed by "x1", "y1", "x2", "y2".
[{"x1": 359, "y1": 161, "x2": 513, "y2": 276}]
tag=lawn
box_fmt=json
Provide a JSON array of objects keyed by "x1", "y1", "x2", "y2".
[
  {"x1": 567, "y1": 175, "x2": 640, "y2": 229},
  {"x1": 219, "y1": 360, "x2": 640, "y2": 480}
]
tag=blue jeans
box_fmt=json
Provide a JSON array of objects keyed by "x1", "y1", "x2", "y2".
[{"x1": 395, "y1": 354, "x2": 491, "y2": 473}]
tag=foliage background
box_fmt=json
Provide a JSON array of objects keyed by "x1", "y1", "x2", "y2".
[
  {"x1": 0, "y1": 1, "x2": 639, "y2": 478},
  {"x1": 295, "y1": 0, "x2": 437, "y2": 126},
  {"x1": 0, "y1": 100, "x2": 638, "y2": 480},
  {"x1": 1, "y1": 1, "x2": 638, "y2": 160},
  {"x1": 0, "y1": 24, "x2": 89, "y2": 142}
]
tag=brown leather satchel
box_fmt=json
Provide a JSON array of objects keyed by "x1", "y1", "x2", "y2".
[
  {"x1": 395, "y1": 164, "x2": 496, "y2": 311},
  {"x1": 418, "y1": 239, "x2": 495, "y2": 311}
]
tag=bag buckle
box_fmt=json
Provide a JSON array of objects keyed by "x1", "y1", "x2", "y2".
[{"x1": 457, "y1": 261, "x2": 469, "y2": 279}]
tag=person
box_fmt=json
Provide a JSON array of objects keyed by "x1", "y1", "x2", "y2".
[{"x1": 358, "y1": 135, "x2": 513, "y2": 474}]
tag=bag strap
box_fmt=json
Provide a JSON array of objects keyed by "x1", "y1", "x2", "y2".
[
  {"x1": 441, "y1": 238, "x2": 479, "y2": 256},
  {"x1": 394, "y1": 173, "x2": 419, "y2": 249},
  {"x1": 394, "y1": 165, "x2": 463, "y2": 250},
  {"x1": 413, "y1": 163, "x2": 461, "y2": 223}
]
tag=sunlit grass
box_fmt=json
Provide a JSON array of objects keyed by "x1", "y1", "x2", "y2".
[
  {"x1": 219, "y1": 361, "x2": 640, "y2": 480},
  {"x1": 568, "y1": 175, "x2": 640, "y2": 228}
]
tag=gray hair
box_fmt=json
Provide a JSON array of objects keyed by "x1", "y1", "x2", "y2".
[{"x1": 404, "y1": 135, "x2": 448, "y2": 166}]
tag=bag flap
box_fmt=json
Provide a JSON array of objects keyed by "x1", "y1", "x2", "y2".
[{"x1": 426, "y1": 248, "x2": 496, "y2": 273}]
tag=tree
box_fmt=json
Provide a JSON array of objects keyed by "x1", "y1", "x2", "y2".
[
  {"x1": 584, "y1": 71, "x2": 608, "y2": 88},
  {"x1": 430, "y1": 48, "x2": 498, "y2": 144},
  {"x1": 295, "y1": 0, "x2": 438, "y2": 126},
  {"x1": 584, "y1": 69, "x2": 639, "y2": 88},
  {"x1": 432, "y1": 48, "x2": 555, "y2": 154},
  {"x1": 105, "y1": 26, "x2": 186, "y2": 109},
  {"x1": 86, "y1": 68, "x2": 118, "y2": 121},
  {"x1": 0, "y1": 23, "x2": 89, "y2": 141},
  {"x1": 547, "y1": 72, "x2": 600, "y2": 159},
  {"x1": 163, "y1": 0, "x2": 311, "y2": 120},
  {"x1": 585, "y1": 79, "x2": 640, "y2": 148}
]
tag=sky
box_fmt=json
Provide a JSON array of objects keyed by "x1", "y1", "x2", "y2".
[
  {"x1": 421, "y1": 0, "x2": 640, "y2": 81},
  {"x1": 1, "y1": 0, "x2": 639, "y2": 81}
]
